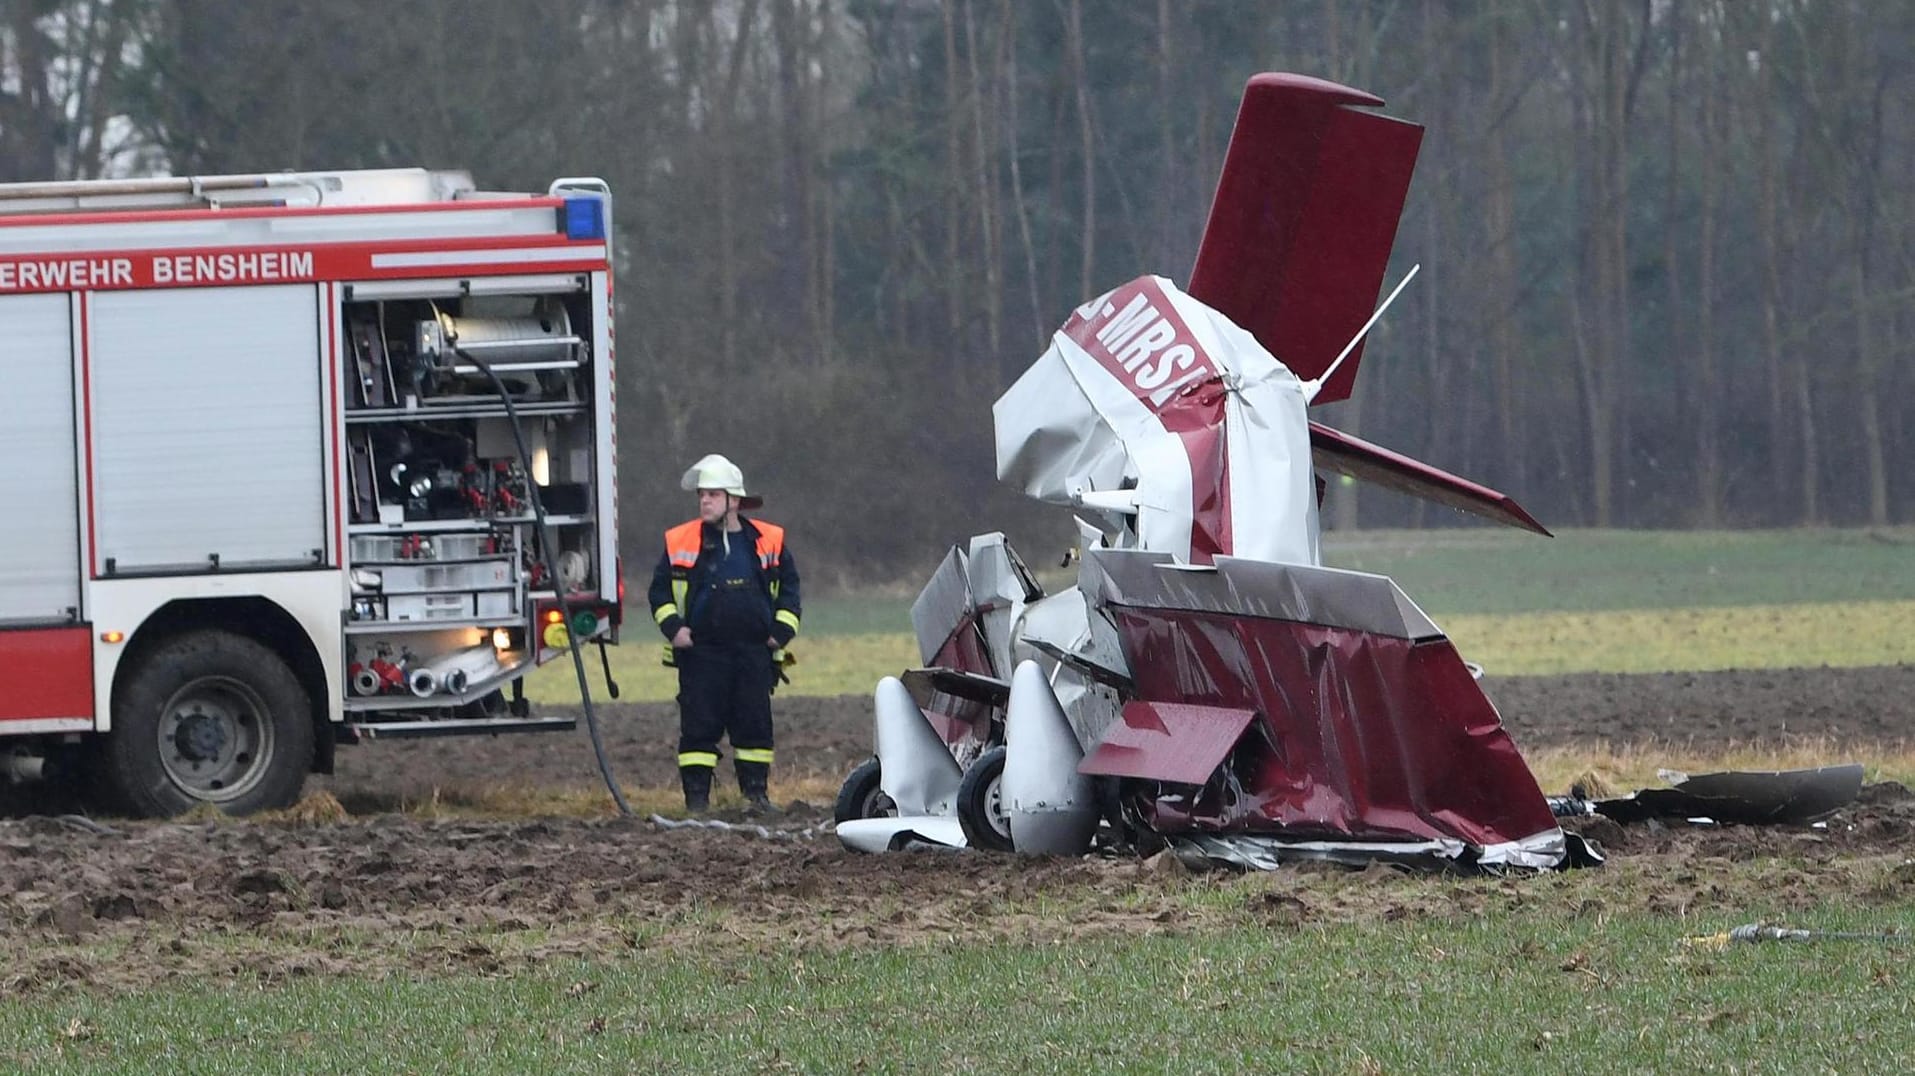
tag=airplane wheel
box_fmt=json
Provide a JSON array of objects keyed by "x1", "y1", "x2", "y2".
[
  {"x1": 833, "y1": 757, "x2": 895, "y2": 824},
  {"x1": 956, "y1": 746, "x2": 1013, "y2": 851}
]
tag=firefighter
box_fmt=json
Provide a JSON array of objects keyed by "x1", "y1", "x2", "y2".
[{"x1": 648, "y1": 454, "x2": 801, "y2": 814}]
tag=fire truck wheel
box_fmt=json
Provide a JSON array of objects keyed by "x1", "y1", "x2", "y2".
[
  {"x1": 956, "y1": 746, "x2": 1013, "y2": 852},
  {"x1": 100, "y1": 631, "x2": 315, "y2": 818},
  {"x1": 832, "y1": 758, "x2": 896, "y2": 824}
]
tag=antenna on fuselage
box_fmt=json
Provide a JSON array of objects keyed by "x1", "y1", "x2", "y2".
[{"x1": 1301, "y1": 262, "x2": 1420, "y2": 404}]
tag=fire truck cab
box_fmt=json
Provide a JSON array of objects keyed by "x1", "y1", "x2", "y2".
[{"x1": 0, "y1": 168, "x2": 621, "y2": 816}]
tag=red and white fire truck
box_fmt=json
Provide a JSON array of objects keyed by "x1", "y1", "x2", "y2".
[{"x1": 0, "y1": 168, "x2": 622, "y2": 816}]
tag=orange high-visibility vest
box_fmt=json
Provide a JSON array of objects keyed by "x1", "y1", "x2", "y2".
[{"x1": 658, "y1": 520, "x2": 789, "y2": 665}]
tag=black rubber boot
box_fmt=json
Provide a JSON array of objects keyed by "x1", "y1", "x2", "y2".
[
  {"x1": 680, "y1": 766, "x2": 713, "y2": 813},
  {"x1": 737, "y1": 760, "x2": 777, "y2": 815}
]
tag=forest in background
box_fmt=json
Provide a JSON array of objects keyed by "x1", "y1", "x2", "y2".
[{"x1": 4, "y1": 0, "x2": 1912, "y2": 583}]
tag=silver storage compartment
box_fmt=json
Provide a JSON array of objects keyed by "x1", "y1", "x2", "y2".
[
  {"x1": 378, "y1": 559, "x2": 512, "y2": 594},
  {"x1": 384, "y1": 593, "x2": 473, "y2": 621}
]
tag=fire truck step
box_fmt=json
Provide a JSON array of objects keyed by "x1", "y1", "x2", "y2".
[{"x1": 347, "y1": 717, "x2": 577, "y2": 739}]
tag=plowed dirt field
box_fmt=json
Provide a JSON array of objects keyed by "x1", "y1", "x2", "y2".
[{"x1": 5, "y1": 666, "x2": 1911, "y2": 994}]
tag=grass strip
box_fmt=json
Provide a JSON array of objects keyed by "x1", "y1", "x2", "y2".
[{"x1": 7, "y1": 900, "x2": 1912, "y2": 1073}]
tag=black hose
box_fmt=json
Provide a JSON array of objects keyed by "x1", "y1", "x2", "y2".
[{"x1": 453, "y1": 345, "x2": 632, "y2": 816}]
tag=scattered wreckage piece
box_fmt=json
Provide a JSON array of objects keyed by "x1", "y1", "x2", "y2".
[{"x1": 1570, "y1": 763, "x2": 1866, "y2": 826}]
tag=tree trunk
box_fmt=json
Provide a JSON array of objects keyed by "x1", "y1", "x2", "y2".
[
  {"x1": 1485, "y1": 13, "x2": 1522, "y2": 487},
  {"x1": 816, "y1": 0, "x2": 838, "y2": 353},
  {"x1": 1852, "y1": 245, "x2": 1889, "y2": 525},
  {"x1": 1066, "y1": 0, "x2": 1095, "y2": 300},
  {"x1": 1155, "y1": 0, "x2": 1178, "y2": 272},
  {"x1": 965, "y1": 0, "x2": 1003, "y2": 357},
  {"x1": 1694, "y1": 5, "x2": 1722, "y2": 526},
  {"x1": 1569, "y1": 286, "x2": 1612, "y2": 528},
  {"x1": 941, "y1": 0, "x2": 965, "y2": 340},
  {"x1": 1752, "y1": 4, "x2": 1792, "y2": 520},
  {"x1": 1662, "y1": 3, "x2": 1689, "y2": 511},
  {"x1": 1795, "y1": 361, "x2": 1820, "y2": 524},
  {"x1": 1565, "y1": 2, "x2": 1617, "y2": 525},
  {"x1": 712, "y1": 0, "x2": 763, "y2": 372},
  {"x1": 1001, "y1": 7, "x2": 1046, "y2": 348}
]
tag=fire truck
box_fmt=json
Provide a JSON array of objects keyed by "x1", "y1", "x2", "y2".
[{"x1": 0, "y1": 168, "x2": 622, "y2": 817}]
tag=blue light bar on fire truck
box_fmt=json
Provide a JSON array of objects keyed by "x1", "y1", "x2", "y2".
[{"x1": 562, "y1": 197, "x2": 605, "y2": 240}]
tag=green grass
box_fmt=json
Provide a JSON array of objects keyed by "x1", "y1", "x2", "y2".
[
  {"x1": 527, "y1": 631, "x2": 919, "y2": 704},
  {"x1": 534, "y1": 528, "x2": 1915, "y2": 701},
  {"x1": 1321, "y1": 525, "x2": 1915, "y2": 615},
  {"x1": 796, "y1": 527, "x2": 1915, "y2": 625},
  {"x1": 8, "y1": 901, "x2": 1912, "y2": 1073},
  {"x1": 1444, "y1": 599, "x2": 1915, "y2": 675},
  {"x1": 797, "y1": 592, "x2": 919, "y2": 636}
]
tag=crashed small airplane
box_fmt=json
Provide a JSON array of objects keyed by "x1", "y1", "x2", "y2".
[{"x1": 834, "y1": 72, "x2": 1582, "y2": 871}]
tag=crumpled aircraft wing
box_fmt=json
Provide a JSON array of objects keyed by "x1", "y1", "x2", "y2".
[{"x1": 1308, "y1": 421, "x2": 1551, "y2": 535}]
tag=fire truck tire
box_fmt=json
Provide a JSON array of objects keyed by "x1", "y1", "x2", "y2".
[
  {"x1": 98, "y1": 630, "x2": 315, "y2": 818},
  {"x1": 832, "y1": 757, "x2": 896, "y2": 824},
  {"x1": 956, "y1": 746, "x2": 1013, "y2": 852}
]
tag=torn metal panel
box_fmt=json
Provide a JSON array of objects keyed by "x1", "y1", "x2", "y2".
[
  {"x1": 966, "y1": 533, "x2": 1044, "y2": 677},
  {"x1": 924, "y1": 614, "x2": 992, "y2": 681},
  {"x1": 1082, "y1": 548, "x2": 1443, "y2": 642},
  {"x1": 1015, "y1": 583, "x2": 1132, "y2": 687},
  {"x1": 1011, "y1": 584, "x2": 1130, "y2": 751},
  {"x1": 910, "y1": 544, "x2": 975, "y2": 667},
  {"x1": 1166, "y1": 827, "x2": 1571, "y2": 873},
  {"x1": 1048, "y1": 665, "x2": 1125, "y2": 757},
  {"x1": 1079, "y1": 701, "x2": 1260, "y2": 786},
  {"x1": 1593, "y1": 764, "x2": 1865, "y2": 825},
  {"x1": 1023, "y1": 636, "x2": 1133, "y2": 693},
  {"x1": 901, "y1": 667, "x2": 1011, "y2": 710}
]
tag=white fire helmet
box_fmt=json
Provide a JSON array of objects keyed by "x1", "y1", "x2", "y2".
[{"x1": 680, "y1": 453, "x2": 763, "y2": 509}]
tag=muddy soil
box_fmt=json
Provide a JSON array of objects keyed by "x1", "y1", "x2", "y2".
[{"x1": 3, "y1": 666, "x2": 1911, "y2": 994}]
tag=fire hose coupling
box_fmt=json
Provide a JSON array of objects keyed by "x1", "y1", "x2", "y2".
[
  {"x1": 406, "y1": 645, "x2": 505, "y2": 698},
  {"x1": 349, "y1": 652, "x2": 412, "y2": 696}
]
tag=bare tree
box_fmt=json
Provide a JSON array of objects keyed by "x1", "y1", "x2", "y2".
[
  {"x1": 1693, "y1": 0, "x2": 1723, "y2": 526},
  {"x1": 1064, "y1": 0, "x2": 1094, "y2": 301},
  {"x1": 0, "y1": 0, "x2": 143, "y2": 180}
]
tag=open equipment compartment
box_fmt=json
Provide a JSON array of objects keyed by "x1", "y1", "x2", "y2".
[{"x1": 340, "y1": 272, "x2": 611, "y2": 722}]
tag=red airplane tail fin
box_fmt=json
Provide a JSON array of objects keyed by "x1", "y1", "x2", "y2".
[{"x1": 1188, "y1": 73, "x2": 1422, "y2": 405}]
